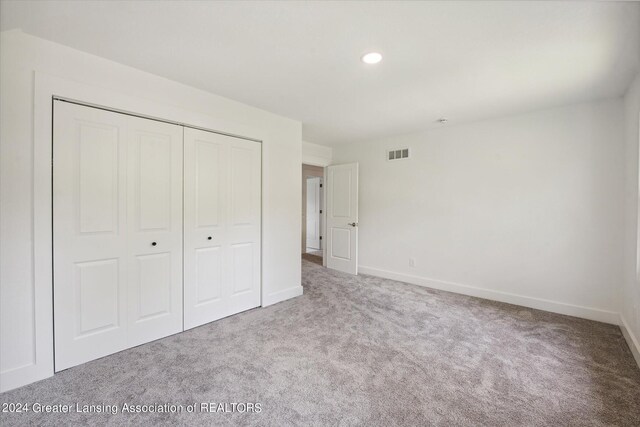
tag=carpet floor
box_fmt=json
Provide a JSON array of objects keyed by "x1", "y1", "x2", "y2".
[
  {"x1": 1, "y1": 259, "x2": 639, "y2": 426},
  {"x1": 301, "y1": 252, "x2": 322, "y2": 265}
]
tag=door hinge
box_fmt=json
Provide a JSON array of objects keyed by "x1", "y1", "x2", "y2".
[
  {"x1": 320, "y1": 183, "x2": 323, "y2": 188},
  {"x1": 319, "y1": 210, "x2": 322, "y2": 214},
  {"x1": 319, "y1": 236, "x2": 322, "y2": 240}
]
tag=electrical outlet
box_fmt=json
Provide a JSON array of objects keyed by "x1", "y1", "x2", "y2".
[{"x1": 409, "y1": 258, "x2": 416, "y2": 268}]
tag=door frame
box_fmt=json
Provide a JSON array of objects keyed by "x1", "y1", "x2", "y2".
[
  {"x1": 302, "y1": 164, "x2": 325, "y2": 256},
  {"x1": 305, "y1": 176, "x2": 322, "y2": 251},
  {"x1": 325, "y1": 163, "x2": 359, "y2": 275},
  {"x1": 16, "y1": 71, "x2": 267, "y2": 391}
]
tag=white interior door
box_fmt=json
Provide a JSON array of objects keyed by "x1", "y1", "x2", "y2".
[
  {"x1": 125, "y1": 115, "x2": 183, "y2": 347},
  {"x1": 306, "y1": 177, "x2": 321, "y2": 250},
  {"x1": 326, "y1": 163, "x2": 359, "y2": 274},
  {"x1": 53, "y1": 101, "x2": 128, "y2": 371},
  {"x1": 53, "y1": 101, "x2": 183, "y2": 371},
  {"x1": 183, "y1": 128, "x2": 261, "y2": 330}
]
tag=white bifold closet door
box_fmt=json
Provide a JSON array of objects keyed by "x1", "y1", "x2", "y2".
[
  {"x1": 53, "y1": 101, "x2": 183, "y2": 371},
  {"x1": 183, "y1": 127, "x2": 261, "y2": 330}
]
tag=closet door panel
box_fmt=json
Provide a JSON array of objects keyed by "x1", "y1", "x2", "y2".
[
  {"x1": 227, "y1": 139, "x2": 261, "y2": 314},
  {"x1": 126, "y1": 118, "x2": 183, "y2": 346},
  {"x1": 184, "y1": 128, "x2": 261, "y2": 329},
  {"x1": 183, "y1": 128, "x2": 229, "y2": 329},
  {"x1": 75, "y1": 260, "x2": 119, "y2": 331},
  {"x1": 137, "y1": 133, "x2": 172, "y2": 230},
  {"x1": 196, "y1": 141, "x2": 224, "y2": 227},
  {"x1": 55, "y1": 100, "x2": 260, "y2": 369},
  {"x1": 135, "y1": 252, "x2": 172, "y2": 319},
  {"x1": 53, "y1": 101, "x2": 128, "y2": 371},
  {"x1": 195, "y1": 246, "x2": 223, "y2": 304},
  {"x1": 230, "y1": 243, "x2": 254, "y2": 295}
]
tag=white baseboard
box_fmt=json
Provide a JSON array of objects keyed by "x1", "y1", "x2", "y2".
[
  {"x1": 0, "y1": 364, "x2": 53, "y2": 393},
  {"x1": 358, "y1": 266, "x2": 619, "y2": 325},
  {"x1": 262, "y1": 285, "x2": 303, "y2": 307},
  {"x1": 620, "y1": 315, "x2": 640, "y2": 368}
]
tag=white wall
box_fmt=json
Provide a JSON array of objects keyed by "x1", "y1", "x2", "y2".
[
  {"x1": 302, "y1": 140, "x2": 332, "y2": 167},
  {"x1": 333, "y1": 99, "x2": 626, "y2": 323},
  {"x1": 0, "y1": 30, "x2": 302, "y2": 392},
  {"x1": 622, "y1": 72, "x2": 640, "y2": 364}
]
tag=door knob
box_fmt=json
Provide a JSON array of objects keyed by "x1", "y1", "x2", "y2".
[
  {"x1": 207, "y1": 236, "x2": 212, "y2": 240},
  {"x1": 151, "y1": 242, "x2": 157, "y2": 246},
  {"x1": 348, "y1": 222, "x2": 358, "y2": 227}
]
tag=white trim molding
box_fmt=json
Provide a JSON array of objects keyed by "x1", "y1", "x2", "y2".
[
  {"x1": 302, "y1": 141, "x2": 332, "y2": 167},
  {"x1": 262, "y1": 286, "x2": 304, "y2": 307},
  {"x1": 620, "y1": 315, "x2": 640, "y2": 368},
  {"x1": 359, "y1": 266, "x2": 620, "y2": 325}
]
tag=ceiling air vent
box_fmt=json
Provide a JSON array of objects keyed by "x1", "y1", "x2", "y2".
[{"x1": 387, "y1": 148, "x2": 410, "y2": 161}]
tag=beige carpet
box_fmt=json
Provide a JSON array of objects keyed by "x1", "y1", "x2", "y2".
[{"x1": 1, "y1": 259, "x2": 639, "y2": 425}]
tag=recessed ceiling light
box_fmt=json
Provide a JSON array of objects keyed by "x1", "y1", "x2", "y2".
[{"x1": 361, "y1": 52, "x2": 382, "y2": 64}]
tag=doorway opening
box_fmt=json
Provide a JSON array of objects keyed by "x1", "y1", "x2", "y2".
[{"x1": 302, "y1": 164, "x2": 324, "y2": 266}]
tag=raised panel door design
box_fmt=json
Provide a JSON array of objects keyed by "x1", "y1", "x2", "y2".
[
  {"x1": 184, "y1": 128, "x2": 229, "y2": 329},
  {"x1": 54, "y1": 101, "x2": 128, "y2": 371},
  {"x1": 77, "y1": 123, "x2": 119, "y2": 234},
  {"x1": 184, "y1": 128, "x2": 261, "y2": 330},
  {"x1": 126, "y1": 117, "x2": 183, "y2": 347},
  {"x1": 196, "y1": 141, "x2": 223, "y2": 228},
  {"x1": 136, "y1": 133, "x2": 172, "y2": 231},
  {"x1": 230, "y1": 145, "x2": 254, "y2": 226},
  {"x1": 75, "y1": 259, "x2": 120, "y2": 336},
  {"x1": 195, "y1": 246, "x2": 222, "y2": 305},
  {"x1": 231, "y1": 243, "x2": 253, "y2": 295},
  {"x1": 330, "y1": 229, "x2": 351, "y2": 260},
  {"x1": 326, "y1": 163, "x2": 359, "y2": 275},
  {"x1": 330, "y1": 169, "x2": 351, "y2": 218},
  {"x1": 55, "y1": 101, "x2": 262, "y2": 372},
  {"x1": 54, "y1": 101, "x2": 183, "y2": 371},
  {"x1": 226, "y1": 138, "x2": 261, "y2": 316},
  {"x1": 134, "y1": 253, "x2": 171, "y2": 321}
]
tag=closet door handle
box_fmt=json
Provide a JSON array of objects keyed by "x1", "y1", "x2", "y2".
[
  {"x1": 151, "y1": 242, "x2": 157, "y2": 246},
  {"x1": 207, "y1": 236, "x2": 212, "y2": 240}
]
